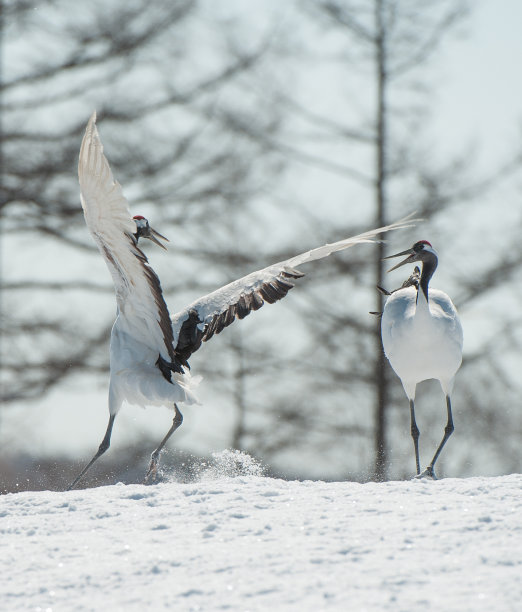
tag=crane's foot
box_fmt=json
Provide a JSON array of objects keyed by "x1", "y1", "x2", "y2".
[
  {"x1": 143, "y1": 451, "x2": 160, "y2": 484},
  {"x1": 414, "y1": 466, "x2": 437, "y2": 480}
]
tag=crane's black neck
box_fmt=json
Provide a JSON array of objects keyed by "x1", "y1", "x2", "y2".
[{"x1": 419, "y1": 253, "x2": 438, "y2": 301}]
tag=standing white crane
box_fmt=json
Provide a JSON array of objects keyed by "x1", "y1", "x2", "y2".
[
  {"x1": 380, "y1": 240, "x2": 463, "y2": 479},
  {"x1": 68, "y1": 112, "x2": 414, "y2": 490}
]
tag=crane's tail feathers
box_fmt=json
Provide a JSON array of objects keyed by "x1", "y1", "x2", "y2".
[{"x1": 173, "y1": 371, "x2": 202, "y2": 406}]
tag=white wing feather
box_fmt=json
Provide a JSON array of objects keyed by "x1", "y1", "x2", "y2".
[{"x1": 79, "y1": 112, "x2": 175, "y2": 363}]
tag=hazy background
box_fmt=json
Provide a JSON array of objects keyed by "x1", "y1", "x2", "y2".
[{"x1": 2, "y1": 0, "x2": 522, "y2": 491}]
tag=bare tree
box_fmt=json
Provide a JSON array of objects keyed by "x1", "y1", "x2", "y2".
[
  {"x1": 1, "y1": 1, "x2": 286, "y2": 409},
  {"x1": 245, "y1": 0, "x2": 522, "y2": 480}
]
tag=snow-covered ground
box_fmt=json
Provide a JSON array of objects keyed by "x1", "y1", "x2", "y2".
[{"x1": 1, "y1": 453, "x2": 521, "y2": 611}]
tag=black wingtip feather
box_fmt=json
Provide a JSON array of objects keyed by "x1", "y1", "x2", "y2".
[{"x1": 172, "y1": 270, "x2": 304, "y2": 364}]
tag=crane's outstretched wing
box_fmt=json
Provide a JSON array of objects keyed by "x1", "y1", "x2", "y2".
[
  {"x1": 79, "y1": 112, "x2": 176, "y2": 365},
  {"x1": 171, "y1": 215, "x2": 416, "y2": 369}
]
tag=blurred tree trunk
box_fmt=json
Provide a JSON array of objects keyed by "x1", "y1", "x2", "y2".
[
  {"x1": 230, "y1": 330, "x2": 247, "y2": 450},
  {"x1": 373, "y1": 0, "x2": 389, "y2": 480}
]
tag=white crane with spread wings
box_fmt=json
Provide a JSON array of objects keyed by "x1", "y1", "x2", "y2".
[{"x1": 68, "y1": 112, "x2": 415, "y2": 489}]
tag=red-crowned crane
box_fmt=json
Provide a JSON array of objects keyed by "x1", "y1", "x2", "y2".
[{"x1": 381, "y1": 240, "x2": 463, "y2": 479}]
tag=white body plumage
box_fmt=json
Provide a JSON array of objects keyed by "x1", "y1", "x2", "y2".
[
  {"x1": 381, "y1": 285, "x2": 463, "y2": 400},
  {"x1": 109, "y1": 321, "x2": 198, "y2": 412}
]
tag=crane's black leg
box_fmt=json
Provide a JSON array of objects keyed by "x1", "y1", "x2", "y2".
[
  {"x1": 409, "y1": 399, "x2": 421, "y2": 475},
  {"x1": 67, "y1": 414, "x2": 116, "y2": 491},
  {"x1": 144, "y1": 404, "x2": 183, "y2": 484},
  {"x1": 423, "y1": 395, "x2": 454, "y2": 479}
]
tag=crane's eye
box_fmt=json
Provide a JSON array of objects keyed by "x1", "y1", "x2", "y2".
[{"x1": 413, "y1": 240, "x2": 431, "y2": 252}]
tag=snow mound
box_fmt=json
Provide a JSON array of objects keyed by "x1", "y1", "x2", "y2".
[{"x1": 1, "y1": 474, "x2": 521, "y2": 611}]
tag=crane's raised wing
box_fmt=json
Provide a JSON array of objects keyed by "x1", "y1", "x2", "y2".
[
  {"x1": 171, "y1": 215, "x2": 416, "y2": 370},
  {"x1": 79, "y1": 112, "x2": 175, "y2": 365}
]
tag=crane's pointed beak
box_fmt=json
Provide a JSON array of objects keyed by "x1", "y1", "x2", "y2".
[
  {"x1": 383, "y1": 248, "x2": 416, "y2": 272},
  {"x1": 144, "y1": 226, "x2": 169, "y2": 250}
]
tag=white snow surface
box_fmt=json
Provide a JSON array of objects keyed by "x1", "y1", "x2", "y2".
[{"x1": 1, "y1": 454, "x2": 521, "y2": 611}]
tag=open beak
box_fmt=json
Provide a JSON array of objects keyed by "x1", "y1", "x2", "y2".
[
  {"x1": 383, "y1": 248, "x2": 416, "y2": 272},
  {"x1": 144, "y1": 226, "x2": 169, "y2": 250}
]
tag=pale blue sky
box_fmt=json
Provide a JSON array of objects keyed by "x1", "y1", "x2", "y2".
[{"x1": 428, "y1": 0, "x2": 522, "y2": 170}]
